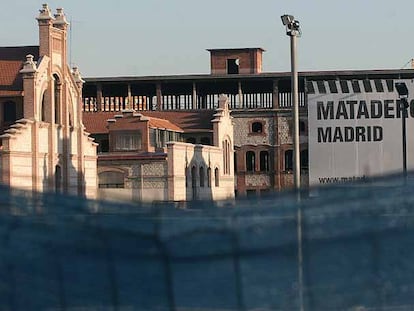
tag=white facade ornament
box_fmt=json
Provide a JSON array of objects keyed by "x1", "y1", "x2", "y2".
[
  {"x1": 53, "y1": 8, "x2": 69, "y2": 27},
  {"x1": 20, "y1": 54, "x2": 37, "y2": 75},
  {"x1": 37, "y1": 3, "x2": 53, "y2": 21},
  {"x1": 72, "y1": 66, "x2": 84, "y2": 86}
]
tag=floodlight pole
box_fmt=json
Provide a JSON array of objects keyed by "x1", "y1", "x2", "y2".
[
  {"x1": 282, "y1": 15, "x2": 303, "y2": 311},
  {"x1": 291, "y1": 33, "x2": 300, "y2": 191}
]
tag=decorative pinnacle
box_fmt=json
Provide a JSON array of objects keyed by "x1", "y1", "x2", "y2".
[
  {"x1": 72, "y1": 67, "x2": 85, "y2": 85},
  {"x1": 53, "y1": 8, "x2": 69, "y2": 28},
  {"x1": 20, "y1": 55, "x2": 37, "y2": 74},
  {"x1": 37, "y1": 4, "x2": 53, "y2": 21}
]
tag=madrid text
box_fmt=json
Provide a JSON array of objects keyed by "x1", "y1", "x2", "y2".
[{"x1": 316, "y1": 99, "x2": 412, "y2": 143}]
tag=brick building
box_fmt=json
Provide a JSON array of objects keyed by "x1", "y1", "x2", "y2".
[
  {"x1": 82, "y1": 47, "x2": 414, "y2": 197},
  {"x1": 0, "y1": 5, "x2": 97, "y2": 197}
]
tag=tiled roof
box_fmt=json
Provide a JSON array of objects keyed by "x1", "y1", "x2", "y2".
[
  {"x1": 0, "y1": 46, "x2": 39, "y2": 96},
  {"x1": 0, "y1": 60, "x2": 24, "y2": 88},
  {"x1": 83, "y1": 110, "x2": 213, "y2": 134}
]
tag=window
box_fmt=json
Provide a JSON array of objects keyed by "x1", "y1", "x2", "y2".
[
  {"x1": 98, "y1": 171, "x2": 125, "y2": 188},
  {"x1": 260, "y1": 151, "x2": 269, "y2": 172},
  {"x1": 363, "y1": 80, "x2": 372, "y2": 92},
  {"x1": 301, "y1": 149, "x2": 309, "y2": 171},
  {"x1": 246, "y1": 151, "x2": 256, "y2": 172},
  {"x1": 251, "y1": 122, "x2": 263, "y2": 133},
  {"x1": 227, "y1": 58, "x2": 239, "y2": 74},
  {"x1": 306, "y1": 81, "x2": 315, "y2": 94},
  {"x1": 316, "y1": 81, "x2": 327, "y2": 94},
  {"x1": 41, "y1": 92, "x2": 46, "y2": 122},
  {"x1": 299, "y1": 121, "x2": 306, "y2": 134},
  {"x1": 339, "y1": 80, "x2": 350, "y2": 93},
  {"x1": 115, "y1": 132, "x2": 142, "y2": 151},
  {"x1": 99, "y1": 139, "x2": 109, "y2": 153},
  {"x1": 223, "y1": 139, "x2": 231, "y2": 175},
  {"x1": 351, "y1": 80, "x2": 361, "y2": 93},
  {"x1": 55, "y1": 165, "x2": 62, "y2": 193},
  {"x1": 186, "y1": 137, "x2": 196, "y2": 144},
  {"x1": 191, "y1": 166, "x2": 197, "y2": 189},
  {"x1": 3, "y1": 101, "x2": 17, "y2": 123},
  {"x1": 207, "y1": 167, "x2": 211, "y2": 187},
  {"x1": 200, "y1": 137, "x2": 210, "y2": 145},
  {"x1": 285, "y1": 150, "x2": 293, "y2": 171},
  {"x1": 327, "y1": 80, "x2": 338, "y2": 93},
  {"x1": 214, "y1": 167, "x2": 219, "y2": 187},
  {"x1": 374, "y1": 79, "x2": 384, "y2": 92},
  {"x1": 199, "y1": 166, "x2": 205, "y2": 187},
  {"x1": 53, "y1": 74, "x2": 61, "y2": 124}
]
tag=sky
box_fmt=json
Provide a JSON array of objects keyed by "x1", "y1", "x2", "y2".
[{"x1": 1, "y1": 1, "x2": 414, "y2": 78}]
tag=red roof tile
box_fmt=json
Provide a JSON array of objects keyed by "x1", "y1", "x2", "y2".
[
  {"x1": 82, "y1": 111, "x2": 204, "y2": 134},
  {"x1": 0, "y1": 60, "x2": 23, "y2": 87}
]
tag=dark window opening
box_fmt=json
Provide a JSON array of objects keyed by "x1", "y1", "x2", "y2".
[
  {"x1": 252, "y1": 122, "x2": 263, "y2": 133},
  {"x1": 301, "y1": 149, "x2": 309, "y2": 171},
  {"x1": 260, "y1": 151, "x2": 269, "y2": 172},
  {"x1": 227, "y1": 59, "x2": 239, "y2": 74},
  {"x1": 3, "y1": 101, "x2": 17, "y2": 123},
  {"x1": 351, "y1": 80, "x2": 361, "y2": 93},
  {"x1": 214, "y1": 168, "x2": 219, "y2": 187},
  {"x1": 306, "y1": 81, "x2": 315, "y2": 94},
  {"x1": 339, "y1": 80, "x2": 350, "y2": 93},
  {"x1": 386, "y1": 79, "x2": 394, "y2": 92},
  {"x1": 328, "y1": 80, "x2": 338, "y2": 93},
  {"x1": 55, "y1": 165, "x2": 62, "y2": 193},
  {"x1": 285, "y1": 150, "x2": 293, "y2": 171},
  {"x1": 246, "y1": 151, "x2": 256, "y2": 172},
  {"x1": 316, "y1": 81, "x2": 327, "y2": 94},
  {"x1": 299, "y1": 120, "x2": 306, "y2": 133},
  {"x1": 199, "y1": 166, "x2": 205, "y2": 187},
  {"x1": 99, "y1": 139, "x2": 109, "y2": 153},
  {"x1": 186, "y1": 137, "x2": 196, "y2": 144},
  {"x1": 363, "y1": 80, "x2": 372, "y2": 92},
  {"x1": 200, "y1": 137, "x2": 210, "y2": 145},
  {"x1": 374, "y1": 79, "x2": 384, "y2": 92}
]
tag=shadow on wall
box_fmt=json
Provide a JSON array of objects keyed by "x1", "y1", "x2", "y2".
[
  {"x1": 186, "y1": 146, "x2": 213, "y2": 201},
  {"x1": 42, "y1": 137, "x2": 85, "y2": 197}
]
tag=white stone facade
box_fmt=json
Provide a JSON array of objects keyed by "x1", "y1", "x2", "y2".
[{"x1": 0, "y1": 5, "x2": 97, "y2": 198}]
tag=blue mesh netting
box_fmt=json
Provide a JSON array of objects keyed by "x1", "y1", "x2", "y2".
[{"x1": 0, "y1": 174, "x2": 414, "y2": 310}]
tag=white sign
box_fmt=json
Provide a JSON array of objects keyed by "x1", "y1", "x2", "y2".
[{"x1": 308, "y1": 79, "x2": 414, "y2": 185}]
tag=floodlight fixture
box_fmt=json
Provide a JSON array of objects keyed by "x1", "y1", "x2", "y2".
[
  {"x1": 281, "y1": 14, "x2": 294, "y2": 26},
  {"x1": 395, "y1": 82, "x2": 409, "y2": 97}
]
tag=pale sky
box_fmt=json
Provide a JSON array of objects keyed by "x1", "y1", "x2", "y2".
[{"x1": 1, "y1": 1, "x2": 414, "y2": 77}]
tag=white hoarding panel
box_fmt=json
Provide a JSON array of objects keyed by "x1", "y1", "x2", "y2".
[{"x1": 308, "y1": 79, "x2": 414, "y2": 185}]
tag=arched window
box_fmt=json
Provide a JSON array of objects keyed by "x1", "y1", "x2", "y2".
[
  {"x1": 252, "y1": 122, "x2": 263, "y2": 133},
  {"x1": 214, "y1": 167, "x2": 219, "y2": 187},
  {"x1": 301, "y1": 149, "x2": 309, "y2": 171},
  {"x1": 199, "y1": 166, "x2": 205, "y2": 187},
  {"x1": 246, "y1": 151, "x2": 256, "y2": 172},
  {"x1": 3, "y1": 101, "x2": 17, "y2": 123},
  {"x1": 260, "y1": 151, "x2": 269, "y2": 172},
  {"x1": 98, "y1": 171, "x2": 125, "y2": 188},
  {"x1": 40, "y1": 92, "x2": 47, "y2": 122},
  {"x1": 185, "y1": 166, "x2": 189, "y2": 188},
  {"x1": 55, "y1": 165, "x2": 62, "y2": 193},
  {"x1": 285, "y1": 150, "x2": 293, "y2": 171},
  {"x1": 222, "y1": 139, "x2": 231, "y2": 175},
  {"x1": 191, "y1": 166, "x2": 197, "y2": 189},
  {"x1": 207, "y1": 167, "x2": 211, "y2": 187},
  {"x1": 53, "y1": 74, "x2": 61, "y2": 124}
]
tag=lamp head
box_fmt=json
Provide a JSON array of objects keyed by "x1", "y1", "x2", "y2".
[{"x1": 281, "y1": 14, "x2": 294, "y2": 26}]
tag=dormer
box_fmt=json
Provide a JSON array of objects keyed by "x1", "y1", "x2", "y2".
[{"x1": 207, "y1": 48, "x2": 264, "y2": 75}]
